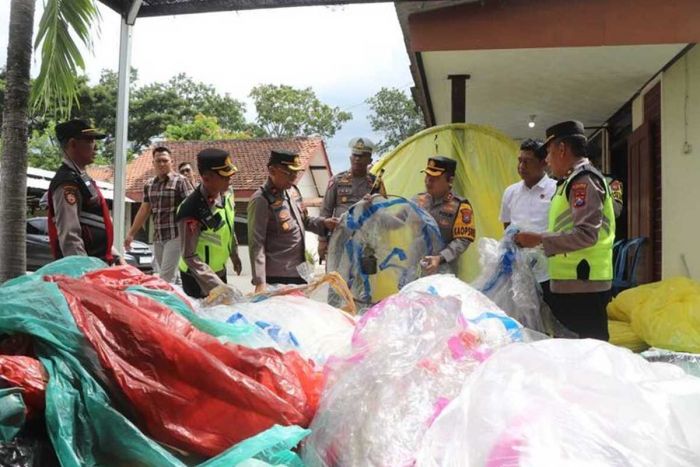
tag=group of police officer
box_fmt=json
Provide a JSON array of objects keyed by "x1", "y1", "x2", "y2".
[{"x1": 48, "y1": 118, "x2": 616, "y2": 341}]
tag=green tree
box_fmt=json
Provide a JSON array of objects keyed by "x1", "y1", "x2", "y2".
[
  {"x1": 0, "y1": 0, "x2": 99, "y2": 281},
  {"x1": 164, "y1": 113, "x2": 251, "y2": 141},
  {"x1": 366, "y1": 87, "x2": 425, "y2": 154},
  {"x1": 249, "y1": 84, "x2": 352, "y2": 138}
]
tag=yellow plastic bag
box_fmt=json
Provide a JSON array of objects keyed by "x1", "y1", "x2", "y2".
[
  {"x1": 608, "y1": 320, "x2": 648, "y2": 353},
  {"x1": 607, "y1": 277, "x2": 700, "y2": 353}
]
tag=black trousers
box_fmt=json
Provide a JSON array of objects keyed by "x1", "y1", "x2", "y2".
[
  {"x1": 545, "y1": 289, "x2": 611, "y2": 341},
  {"x1": 266, "y1": 276, "x2": 306, "y2": 285},
  {"x1": 181, "y1": 269, "x2": 227, "y2": 299}
]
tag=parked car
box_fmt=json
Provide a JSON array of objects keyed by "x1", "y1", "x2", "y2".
[{"x1": 26, "y1": 217, "x2": 154, "y2": 273}]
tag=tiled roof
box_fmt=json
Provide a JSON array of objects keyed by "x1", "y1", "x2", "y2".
[
  {"x1": 107, "y1": 137, "x2": 329, "y2": 202},
  {"x1": 86, "y1": 165, "x2": 114, "y2": 183}
]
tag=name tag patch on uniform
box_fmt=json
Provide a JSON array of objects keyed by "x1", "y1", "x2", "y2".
[
  {"x1": 64, "y1": 186, "x2": 78, "y2": 205},
  {"x1": 452, "y1": 203, "x2": 476, "y2": 241},
  {"x1": 572, "y1": 182, "x2": 587, "y2": 208}
]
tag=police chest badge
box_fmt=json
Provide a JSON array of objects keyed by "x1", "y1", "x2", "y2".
[
  {"x1": 572, "y1": 182, "x2": 587, "y2": 208},
  {"x1": 340, "y1": 196, "x2": 348, "y2": 203}
]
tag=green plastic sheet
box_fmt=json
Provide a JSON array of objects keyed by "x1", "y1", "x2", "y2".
[{"x1": 0, "y1": 258, "x2": 310, "y2": 466}]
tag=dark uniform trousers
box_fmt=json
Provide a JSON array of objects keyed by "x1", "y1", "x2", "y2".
[{"x1": 545, "y1": 290, "x2": 611, "y2": 340}]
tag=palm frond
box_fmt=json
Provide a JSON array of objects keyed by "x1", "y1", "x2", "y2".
[{"x1": 31, "y1": 0, "x2": 101, "y2": 118}]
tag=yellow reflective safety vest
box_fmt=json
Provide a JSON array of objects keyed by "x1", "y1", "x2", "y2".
[
  {"x1": 178, "y1": 193, "x2": 235, "y2": 273},
  {"x1": 547, "y1": 164, "x2": 615, "y2": 281}
]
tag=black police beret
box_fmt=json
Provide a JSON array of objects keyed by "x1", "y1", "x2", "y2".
[
  {"x1": 55, "y1": 119, "x2": 106, "y2": 144},
  {"x1": 422, "y1": 156, "x2": 457, "y2": 176},
  {"x1": 268, "y1": 150, "x2": 303, "y2": 171},
  {"x1": 543, "y1": 120, "x2": 586, "y2": 146},
  {"x1": 197, "y1": 148, "x2": 237, "y2": 177}
]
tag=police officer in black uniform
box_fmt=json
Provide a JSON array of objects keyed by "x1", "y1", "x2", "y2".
[{"x1": 48, "y1": 119, "x2": 123, "y2": 264}]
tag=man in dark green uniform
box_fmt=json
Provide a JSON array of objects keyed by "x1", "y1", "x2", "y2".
[
  {"x1": 176, "y1": 148, "x2": 242, "y2": 298},
  {"x1": 515, "y1": 121, "x2": 615, "y2": 340}
]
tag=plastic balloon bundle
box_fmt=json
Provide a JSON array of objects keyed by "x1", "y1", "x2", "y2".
[
  {"x1": 303, "y1": 291, "x2": 522, "y2": 467},
  {"x1": 199, "y1": 294, "x2": 356, "y2": 365},
  {"x1": 417, "y1": 339, "x2": 700, "y2": 467},
  {"x1": 326, "y1": 195, "x2": 443, "y2": 306}
]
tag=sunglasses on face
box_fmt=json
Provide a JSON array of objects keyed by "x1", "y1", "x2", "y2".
[{"x1": 180, "y1": 168, "x2": 192, "y2": 174}]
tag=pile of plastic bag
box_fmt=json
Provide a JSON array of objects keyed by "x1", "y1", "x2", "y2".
[
  {"x1": 608, "y1": 277, "x2": 700, "y2": 353},
  {"x1": 416, "y1": 338, "x2": 700, "y2": 466},
  {"x1": 302, "y1": 279, "x2": 526, "y2": 466},
  {"x1": 327, "y1": 195, "x2": 443, "y2": 305},
  {"x1": 0, "y1": 257, "x2": 318, "y2": 466},
  {"x1": 472, "y1": 229, "x2": 568, "y2": 336}
]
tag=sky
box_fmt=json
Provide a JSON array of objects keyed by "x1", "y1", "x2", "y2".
[{"x1": 0, "y1": 2, "x2": 413, "y2": 172}]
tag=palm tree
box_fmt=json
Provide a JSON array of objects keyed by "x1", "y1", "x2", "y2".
[{"x1": 0, "y1": 0, "x2": 99, "y2": 282}]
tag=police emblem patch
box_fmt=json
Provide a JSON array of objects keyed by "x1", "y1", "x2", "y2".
[
  {"x1": 572, "y1": 182, "x2": 587, "y2": 208},
  {"x1": 64, "y1": 187, "x2": 78, "y2": 205},
  {"x1": 460, "y1": 206, "x2": 472, "y2": 224}
]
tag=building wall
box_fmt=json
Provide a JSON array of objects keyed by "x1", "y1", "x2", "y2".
[{"x1": 660, "y1": 46, "x2": 700, "y2": 279}]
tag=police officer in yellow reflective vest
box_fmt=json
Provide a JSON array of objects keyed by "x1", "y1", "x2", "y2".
[
  {"x1": 176, "y1": 148, "x2": 242, "y2": 298},
  {"x1": 516, "y1": 121, "x2": 615, "y2": 340}
]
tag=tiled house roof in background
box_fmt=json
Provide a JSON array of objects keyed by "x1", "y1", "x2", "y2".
[
  {"x1": 95, "y1": 137, "x2": 329, "y2": 202},
  {"x1": 86, "y1": 165, "x2": 114, "y2": 183}
]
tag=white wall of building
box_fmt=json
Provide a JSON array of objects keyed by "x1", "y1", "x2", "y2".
[{"x1": 661, "y1": 46, "x2": 700, "y2": 279}]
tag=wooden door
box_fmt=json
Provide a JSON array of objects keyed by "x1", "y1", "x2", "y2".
[{"x1": 626, "y1": 122, "x2": 654, "y2": 284}]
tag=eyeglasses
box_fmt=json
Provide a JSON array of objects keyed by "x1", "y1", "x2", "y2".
[{"x1": 179, "y1": 168, "x2": 192, "y2": 174}]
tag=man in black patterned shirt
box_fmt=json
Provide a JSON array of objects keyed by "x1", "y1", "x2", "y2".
[{"x1": 125, "y1": 146, "x2": 193, "y2": 282}]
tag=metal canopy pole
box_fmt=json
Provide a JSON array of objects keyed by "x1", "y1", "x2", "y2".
[{"x1": 113, "y1": 0, "x2": 142, "y2": 255}]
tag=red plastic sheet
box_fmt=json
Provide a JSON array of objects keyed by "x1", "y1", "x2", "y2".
[
  {"x1": 0, "y1": 355, "x2": 48, "y2": 419},
  {"x1": 50, "y1": 270, "x2": 323, "y2": 457}
]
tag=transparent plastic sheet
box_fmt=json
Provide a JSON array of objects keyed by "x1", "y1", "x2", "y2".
[
  {"x1": 400, "y1": 274, "x2": 525, "y2": 348},
  {"x1": 249, "y1": 271, "x2": 358, "y2": 316},
  {"x1": 326, "y1": 195, "x2": 443, "y2": 306},
  {"x1": 0, "y1": 258, "x2": 312, "y2": 466},
  {"x1": 198, "y1": 294, "x2": 356, "y2": 365},
  {"x1": 128, "y1": 286, "x2": 284, "y2": 350},
  {"x1": 607, "y1": 277, "x2": 700, "y2": 353},
  {"x1": 302, "y1": 291, "x2": 525, "y2": 467},
  {"x1": 52, "y1": 269, "x2": 323, "y2": 457},
  {"x1": 416, "y1": 339, "x2": 700, "y2": 467},
  {"x1": 642, "y1": 348, "x2": 700, "y2": 378},
  {"x1": 371, "y1": 124, "x2": 520, "y2": 282},
  {"x1": 471, "y1": 229, "x2": 574, "y2": 337}
]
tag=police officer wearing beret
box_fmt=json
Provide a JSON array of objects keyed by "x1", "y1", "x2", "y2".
[
  {"x1": 176, "y1": 148, "x2": 242, "y2": 298},
  {"x1": 317, "y1": 137, "x2": 380, "y2": 262},
  {"x1": 414, "y1": 156, "x2": 476, "y2": 275},
  {"x1": 48, "y1": 119, "x2": 124, "y2": 264},
  {"x1": 515, "y1": 120, "x2": 615, "y2": 340},
  {"x1": 247, "y1": 150, "x2": 334, "y2": 293}
]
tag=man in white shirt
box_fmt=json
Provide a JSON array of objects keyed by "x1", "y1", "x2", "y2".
[{"x1": 500, "y1": 139, "x2": 557, "y2": 293}]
